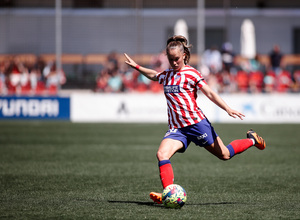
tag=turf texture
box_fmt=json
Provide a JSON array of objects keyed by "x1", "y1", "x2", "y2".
[{"x1": 0, "y1": 122, "x2": 299, "y2": 219}]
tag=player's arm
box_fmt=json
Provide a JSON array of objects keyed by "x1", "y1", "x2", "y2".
[
  {"x1": 124, "y1": 53, "x2": 158, "y2": 81},
  {"x1": 200, "y1": 83, "x2": 245, "y2": 120}
]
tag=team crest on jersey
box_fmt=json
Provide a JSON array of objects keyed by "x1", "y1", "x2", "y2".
[
  {"x1": 164, "y1": 85, "x2": 180, "y2": 93},
  {"x1": 174, "y1": 74, "x2": 181, "y2": 84}
]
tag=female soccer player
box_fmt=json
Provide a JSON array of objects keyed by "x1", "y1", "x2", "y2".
[{"x1": 124, "y1": 35, "x2": 266, "y2": 204}]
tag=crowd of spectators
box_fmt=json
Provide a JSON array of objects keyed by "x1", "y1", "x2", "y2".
[
  {"x1": 201, "y1": 43, "x2": 300, "y2": 93},
  {"x1": 0, "y1": 56, "x2": 66, "y2": 95},
  {"x1": 95, "y1": 45, "x2": 300, "y2": 94},
  {"x1": 1, "y1": 43, "x2": 300, "y2": 95},
  {"x1": 95, "y1": 51, "x2": 166, "y2": 93}
]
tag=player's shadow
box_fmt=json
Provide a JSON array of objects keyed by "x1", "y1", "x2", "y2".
[
  {"x1": 108, "y1": 200, "x2": 157, "y2": 207},
  {"x1": 188, "y1": 202, "x2": 239, "y2": 206},
  {"x1": 108, "y1": 200, "x2": 238, "y2": 207}
]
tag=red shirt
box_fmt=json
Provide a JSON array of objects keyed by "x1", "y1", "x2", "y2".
[{"x1": 156, "y1": 65, "x2": 207, "y2": 129}]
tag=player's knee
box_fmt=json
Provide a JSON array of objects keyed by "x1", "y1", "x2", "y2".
[
  {"x1": 156, "y1": 150, "x2": 168, "y2": 161},
  {"x1": 156, "y1": 150, "x2": 163, "y2": 160},
  {"x1": 220, "y1": 156, "x2": 230, "y2": 161},
  {"x1": 218, "y1": 153, "x2": 231, "y2": 161},
  {"x1": 218, "y1": 146, "x2": 232, "y2": 161}
]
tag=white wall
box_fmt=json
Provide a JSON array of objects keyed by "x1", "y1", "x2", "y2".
[{"x1": 71, "y1": 93, "x2": 300, "y2": 123}]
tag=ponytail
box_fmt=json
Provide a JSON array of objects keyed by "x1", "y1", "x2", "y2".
[{"x1": 166, "y1": 35, "x2": 192, "y2": 64}]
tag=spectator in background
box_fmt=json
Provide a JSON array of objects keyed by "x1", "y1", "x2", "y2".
[
  {"x1": 150, "y1": 50, "x2": 169, "y2": 72},
  {"x1": 219, "y1": 70, "x2": 237, "y2": 93},
  {"x1": 221, "y1": 42, "x2": 235, "y2": 73},
  {"x1": 106, "y1": 69, "x2": 123, "y2": 93},
  {"x1": 95, "y1": 68, "x2": 110, "y2": 92},
  {"x1": 6, "y1": 57, "x2": 31, "y2": 94},
  {"x1": 249, "y1": 70, "x2": 264, "y2": 93},
  {"x1": 149, "y1": 51, "x2": 170, "y2": 93},
  {"x1": 6, "y1": 58, "x2": 21, "y2": 93},
  {"x1": 292, "y1": 70, "x2": 300, "y2": 93},
  {"x1": 276, "y1": 70, "x2": 292, "y2": 93},
  {"x1": 264, "y1": 71, "x2": 276, "y2": 93},
  {"x1": 269, "y1": 45, "x2": 283, "y2": 74},
  {"x1": 0, "y1": 60, "x2": 9, "y2": 94},
  {"x1": 107, "y1": 51, "x2": 119, "y2": 73},
  {"x1": 202, "y1": 45, "x2": 222, "y2": 74},
  {"x1": 95, "y1": 52, "x2": 124, "y2": 93},
  {"x1": 240, "y1": 54, "x2": 263, "y2": 73},
  {"x1": 236, "y1": 70, "x2": 249, "y2": 93},
  {"x1": 43, "y1": 61, "x2": 66, "y2": 93},
  {"x1": 245, "y1": 54, "x2": 264, "y2": 73},
  {"x1": 29, "y1": 57, "x2": 46, "y2": 94},
  {"x1": 119, "y1": 63, "x2": 137, "y2": 92}
]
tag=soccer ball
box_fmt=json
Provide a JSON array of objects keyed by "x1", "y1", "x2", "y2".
[{"x1": 162, "y1": 184, "x2": 187, "y2": 209}]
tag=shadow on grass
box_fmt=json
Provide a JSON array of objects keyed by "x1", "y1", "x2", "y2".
[
  {"x1": 188, "y1": 202, "x2": 239, "y2": 206},
  {"x1": 108, "y1": 200, "x2": 238, "y2": 207},
  {"x1": 108, "y1": 200, "x2": 158, "y2": 207}
]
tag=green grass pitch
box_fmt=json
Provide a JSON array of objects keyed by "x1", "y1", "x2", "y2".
[{"x1": 0, "y1": 121, "x2": 299, "y2": 219}]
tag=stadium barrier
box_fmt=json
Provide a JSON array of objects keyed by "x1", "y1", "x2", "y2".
[
  {"x1": 70, "y1": 93, "x2": 300, "y2": 124},
  {"x1": 0, "y1": 93, "x2": 299, "y2": 123},
  {"x1": 0, "y1": 96, "x2": 70, "y2": 120}
]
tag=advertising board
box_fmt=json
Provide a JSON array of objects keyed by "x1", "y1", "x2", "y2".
[{"x1": 0, "y1": 96, "x2": 70, "y2": 120}]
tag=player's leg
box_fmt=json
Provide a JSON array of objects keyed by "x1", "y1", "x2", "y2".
[
  {"x1": 204, "y1": 136, "x2": 253, "y2": 160},
  {"x1": 183, "y1": 119, "x2": 238, "y2": 160},
  {"x1": 157, "y1": 138, "x2": 184, "y2": 188},
  {"x1": 150, "y1": 138, "x2": 184, "y2": 204},
  {"x1": 204, "y1": 136, "x2": 231, "y2": 160},
  {"x1": 205, "y1": 129, "x2": 266, "y2": 160}
]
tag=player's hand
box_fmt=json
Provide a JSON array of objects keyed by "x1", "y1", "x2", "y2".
[
  {"x1": 124, "y1": 53, "x2": 138, "y2": 69},
  {"x1": 227, "y1": 108, "x2": 245, "y2": 120}
]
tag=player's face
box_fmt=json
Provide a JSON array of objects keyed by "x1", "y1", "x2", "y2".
[{"x1": 167, "y1": 47, "x2": 185, "y2": 71}]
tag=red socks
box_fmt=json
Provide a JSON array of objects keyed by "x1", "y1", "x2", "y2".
[
  {"x1": 159, "y1": 160, "x2": 174, "y2": 188},
  {"x1": 226, "y1": 139, "x2": 254, "y2": 158},
  {"x1": 158, "y1": 139, "x2": 253, "y2": 188}
]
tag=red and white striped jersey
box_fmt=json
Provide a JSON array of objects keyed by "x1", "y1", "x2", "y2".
[{"x1": 156, "y1": 65, "x2": 207, "y2": 129}]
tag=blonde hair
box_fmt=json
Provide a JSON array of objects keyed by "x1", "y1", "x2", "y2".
[{"x1": 166, "y1": 35, "x2": 192, "y2": 64}]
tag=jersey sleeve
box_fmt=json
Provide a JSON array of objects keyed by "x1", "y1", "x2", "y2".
[
  {"x1": 156, "y1": 71, "x2": 166, "y2": 84},
  {"x1": 196, "y1": 78, "x2": 207, "y2": 89},
  {"x1": 189, "y1": 67, "x2": 207, "y2": 89}
]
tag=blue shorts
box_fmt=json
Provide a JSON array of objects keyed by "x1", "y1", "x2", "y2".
[{"x1": 163, "y1": 119, "x2": 218, "y2": 153}]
